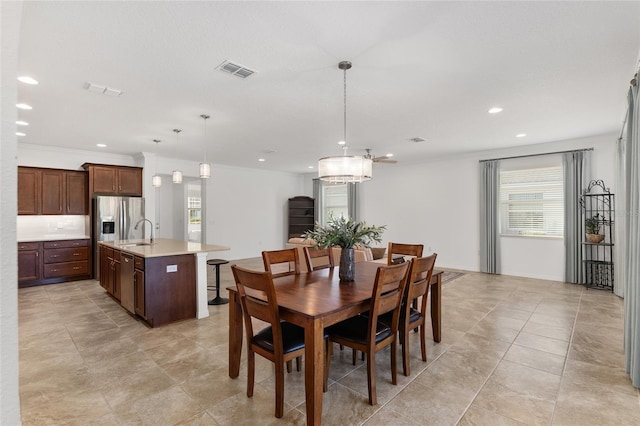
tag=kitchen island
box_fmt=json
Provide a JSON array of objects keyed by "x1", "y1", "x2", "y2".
[{"x1": 99, "y1": 238, "x2": 229, "y2": 327}]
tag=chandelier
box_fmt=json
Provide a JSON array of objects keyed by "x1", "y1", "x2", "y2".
[
  {"x1": 151, "y1": 139, "x2": 162, "y2": 187},
  {"x1": 318, "y1": 60, "x2": 372, "y2": 183},
  {"x1": 172, "y1": 129, "x2": 183, "y2": 184},
  {"x1": 199, "y1": 114, "x2": 211, "y2": 179}
]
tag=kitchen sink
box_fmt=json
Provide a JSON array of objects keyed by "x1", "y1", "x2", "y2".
[{"x1": 118, "y1": 242, "x2": 152, "y2": 248}]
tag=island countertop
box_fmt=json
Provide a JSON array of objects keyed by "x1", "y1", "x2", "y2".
[{"x1": 99, "y1": 238, "x2": 229, "y2": 258}]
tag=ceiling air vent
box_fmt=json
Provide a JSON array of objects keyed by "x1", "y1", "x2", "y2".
[
  {"x1": 83, "y1": 81, "x2": 123, "y2": 97},
  {"x1": 216, "y1": 60, "x2": 257, "y2": 79},
  {"x1": 410, "y1": 137, "x2": 426, "y2": 143}
]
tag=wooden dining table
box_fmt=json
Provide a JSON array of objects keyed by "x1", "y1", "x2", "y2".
[{"x1": 227, "y1": 261, "x2": 443, "y2": 426}]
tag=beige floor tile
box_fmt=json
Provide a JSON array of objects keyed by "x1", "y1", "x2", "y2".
[
  {"x1": 487, "y1": 360, "x2": 561, "y2": 401},
  {"x1": 522, "y1": 321, "x2": 572, "y2": 342},
  {"x1": 112, "y1": 385, "x2": 203, "y2": 425},
  {"x1": 514, "y1": 332, "x2": 569, "y2": 357},
  {"x1": 362, "y1": 405, "x2": 421, "y2": 425},
  {"x1": 503, "y1": 344, "x2": 566, "y2": 375},
  {"x1": 458, "y1": 405, "x2": 527, "y2": 425}
]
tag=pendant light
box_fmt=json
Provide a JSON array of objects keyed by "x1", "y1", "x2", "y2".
[
  {"x1": 318, "y1": 60, "x2": 372, "y2": 183},
  {"x1": 199, "y1": 114, "x2": 211, "y2": 179},
  {"x1": 172, "y1": 129, "x2": 183, "y2": 184},
  {"x1": 152, "y1": 139, "x2": 162, "y2": 187}
]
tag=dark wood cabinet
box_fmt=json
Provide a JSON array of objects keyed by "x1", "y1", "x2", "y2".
[
  {"x1": 41, "y1": 169, "x2": 64, "y2": 214},
  {"x1": 100, "y1": 246, "x2": 121, "y2": 300},
  {"x1": 288, "y1": 196, "x2": 315, "y2": 238},
  {"x1": 18, "y1": 242, "x2": 42, "y2": 283},
  {"x1": 134, "y1": 259, "x2": 145, "y2": 317},
  {"x1": 19, "y1": 239, "x2": 90, "y2": 287},
  {"x1": 18, "y1": 167, "x2": 87, "y2": 215},
  {"x1": 18, "y1": 167, "x2": 40, "y2": 215},
  {"x1": 82, "y1": 163, "x2": 143, "y2": 196},
  {"x1": 65, "y1": 171, "x2": 88, "y2": 214}
]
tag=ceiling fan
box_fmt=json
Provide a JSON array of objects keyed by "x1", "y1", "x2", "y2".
[{"x1": 364, "y1": 149, "x2": 398, "y2": 164}]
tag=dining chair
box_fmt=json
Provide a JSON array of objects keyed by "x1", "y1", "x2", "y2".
[
  {"x1": 303, "y1": 246, "x2": 335, "y2": 271},
  {"x1": 262, "y1": 248, "x2": 300, "y2": 278},
  {"x1": 325, "y1": 261, "x2": 410, "y2": 405},
  {"x1": 380, "y1": 254, "x2": 437, "y2": 376},
  {"x1": 386, "y1": 242, "x2": 424, "y2": 265},
  {"x1": 231, "y1": 264, "x2": 307, "y2": 418}
]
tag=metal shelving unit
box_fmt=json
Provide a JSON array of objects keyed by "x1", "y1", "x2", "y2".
[{"x1": 581, "y1": 180, "x2": 615, "y2": 291}]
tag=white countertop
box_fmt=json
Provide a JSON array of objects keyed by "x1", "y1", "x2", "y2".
[
  {"x1": 18, "y1": 234, "x2": 90, "y2": 242},
  {"x1": 99, "y1": 238, "x2": 230, "y2": 258}
]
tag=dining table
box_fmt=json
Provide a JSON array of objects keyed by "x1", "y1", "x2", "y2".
[{"x1": 227, "y1": 260, "x2": 443, "y2": 426}]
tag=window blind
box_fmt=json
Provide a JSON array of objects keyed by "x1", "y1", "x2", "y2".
[{"x1": 500, "y1": 166, "x2": 564, "y2": 237}]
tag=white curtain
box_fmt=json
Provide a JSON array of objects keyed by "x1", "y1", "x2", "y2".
[
  {"x1": 623, "y1": 83, "x2": 640, "y2": 388},
  {"x1": 562, "y1": 151, "x2": 589, "y2": 283},
  {"x1": 480, "y1": 160, "x2": 501, "y2": 274},
  {"x1": 616, "y1": 137, "x2": 627, "y2": 297}
]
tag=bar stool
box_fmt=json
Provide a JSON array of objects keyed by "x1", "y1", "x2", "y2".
[{"x1": 207, "y1": 258, "x2": 229, "y2": 305}]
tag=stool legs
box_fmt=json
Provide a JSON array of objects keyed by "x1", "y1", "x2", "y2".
[{"x1": 208, "y1": 264, "x2": 229, "y2": 305}]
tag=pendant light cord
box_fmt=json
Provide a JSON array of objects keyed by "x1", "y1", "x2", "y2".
[
  {"x1": 343, "y1": 65, "x2": 347, "y2": 153},
  {"x1": 201, "y1": 114, "x2": 210, "y2": 163}
]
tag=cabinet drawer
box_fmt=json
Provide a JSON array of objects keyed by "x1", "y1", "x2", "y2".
[
  {"x1": 18, "y1": 242, "x2": 41, "y2": 251},
  {"x1": 44, "y1": 239, "x2": 89, "y2": 249},
  {"x1": 134, "y1": 256, "x2": 144, "y2": 270},
  {"x1": 43, "y1": 247, "x2": 88, "y2": 263},
  {"x1": 43, "y1": 261, "x2": 89, "y2": 278}
]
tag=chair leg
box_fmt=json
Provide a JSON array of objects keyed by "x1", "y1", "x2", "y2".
[
  {"x1": 420, "y1": 323, "x2": 427, "y2": 362},
  {"x1": 352, "y1": 348, "x2": 357, "y2": 365},
  {"x1": 286, "y1": 360, "x2": 293, "y2": 373},
  {"x1": 247, "y1": 349, "x2": 255, "y2": 397},
  {"x1": 366, "y1": 349, "x2": 377, "y2": 405},
  {"x1": 324, "y1": 341, "x2": 332, "y2": 392},
  {"x1": 391, "y1": 339, "x2": 398, "y2": 386},
  {"x1": 296, "y1": 356, "x2": 302, "y2": 372},
  {"x1": 402, "y1": 326, "x2": 410, "y2": 377},
  {"x1": 275, "y1": 360, "x2": 284, "y2": 418}
]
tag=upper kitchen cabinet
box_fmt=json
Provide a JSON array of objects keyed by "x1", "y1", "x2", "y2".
[
  {"x1": 82, "y1": 163, "x2": 142, "y2": 197},
  {"x1": 18, "y1": 167, "x2": 40, "y2": 215},
  {"x1": 18, "y1": 167, "x2": 88, "y2": 215}
]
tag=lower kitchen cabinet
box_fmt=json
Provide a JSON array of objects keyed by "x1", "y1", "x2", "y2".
[
  {"x1": 134, "y1": 256, "x2": 145, "y2": 317},
  {"x1": 18, "y1": 242, "x2": 42, "y2": 283},
  {"x1": 18, "y1": 239, "x2": 91, "y2": 287}
]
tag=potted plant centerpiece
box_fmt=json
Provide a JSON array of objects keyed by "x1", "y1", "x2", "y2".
[
  {"x1": 585, "y1": 213, "x2": 605, "y2": 243},
  {"x1": 304, "y1": 214, "x2": 385, "y2": 281}
]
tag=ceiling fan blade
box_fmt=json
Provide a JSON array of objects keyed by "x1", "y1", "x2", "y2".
[{"x1": 373, "y1": 156, "x2": 398, "y2": 164}]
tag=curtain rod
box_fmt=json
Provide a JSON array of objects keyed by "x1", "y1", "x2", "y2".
[{"x1": 479, "y1": 147, "x2": 593, "y2": 163}]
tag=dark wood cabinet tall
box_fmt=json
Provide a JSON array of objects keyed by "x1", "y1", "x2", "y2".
[
  {"x1": 82, "y1": 163, "x2": 143, "y2": 196},
  {"x1": 288, "y1": 196, "x2": 315, "y2": 238},
  {"x1": 18, "y1": 167, "x2": 88, "y2": 215},
  {"x1": 18, "y1": 167, "x2": 40, "y2": 215}
]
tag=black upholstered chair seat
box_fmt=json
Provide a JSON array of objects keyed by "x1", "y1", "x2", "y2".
[
  {"x1": 253, "y1": 322, "x2": 305, "y2": 354},
  {"x1": 328, "y1": 315, "x2": 393, "y2": 344}
]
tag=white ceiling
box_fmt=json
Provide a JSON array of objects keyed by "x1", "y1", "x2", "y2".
[{"x1": 16, "y1": 1, "x2": 640, "y2": 174}]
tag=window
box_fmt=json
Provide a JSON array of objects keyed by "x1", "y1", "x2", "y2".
[
  {"x1": 322, "y1": 184, "x2": 348, "y2": 224},
  {"x1": 500, "y1": 166, "x2": 563, "y2": 237},
  {"x1": 187, "y1": 196, "x2": 201, "y2": 225}
]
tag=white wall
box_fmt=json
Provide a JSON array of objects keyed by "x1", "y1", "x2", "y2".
[
  {"x1": 359, "y1": 133, "x2": 617, "y2": 280},
  {"x1": 1, "y1": 1, "x2": 22, "y2": 423}
]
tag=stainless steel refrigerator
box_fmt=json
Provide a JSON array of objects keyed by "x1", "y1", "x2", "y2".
[{"x1": 92, "y1": 195, "x2": 145, "y2": 279}]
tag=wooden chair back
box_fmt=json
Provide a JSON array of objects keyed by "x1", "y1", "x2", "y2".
[
  {"x1": 262, "y1": 248, "x2": 300, "y2": 278},
  {"x1": 231, "y1": 265, "x2": 283, "y2": 350},
  {"x1": 368, "y1": 262, "x2": 410, "y2": 338},
  {"x1": 387, "y1": 242, "x2": 424, "y2": 265},
  {"x1": 303, "y1": 246, "x2": 335, "y2": 271},
  {"x1": 406, "y1": 253, "x2": 438, "y2": 304}
]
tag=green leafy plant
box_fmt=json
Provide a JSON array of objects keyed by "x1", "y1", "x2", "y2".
[
  {"x1": 303, "y1": 214, "x2": 385, "y2": 249},
  {"x1": 585, "y1": 213, "x2": 603, "y2": 234}
]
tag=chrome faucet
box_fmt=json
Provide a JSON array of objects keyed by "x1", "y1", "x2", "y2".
[{"x1": 134, "y1": 218, "x2": 154, "y2": 244}]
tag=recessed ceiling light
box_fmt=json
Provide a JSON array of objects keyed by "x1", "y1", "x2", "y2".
[
  {"x1": 16, "y1": 103, "x2": 32, "y2": 110},
  {"x1": 258, "y1": 158, "x2": 265, "y2": 162},
  {"x1": 337, "y1": 140, "x2": 346, "y2": 145},
  {"x1": 307, "y1": 166, "x2": 314, "y2": 169},
  {"x1": 16, "y1": 132, "x2": 26, "y2": 137},
  {"x1": 386, "y1": 153, "x2": 394, "y2": 158},
  {"x1": 488, "y1": 107, "x2": 503, "y2": 114},
  {"x1": 16, "y1": 120, "x2": 29, "y2": 126},
  {"x1": 17, "y1": 76, "x2": 38, "y2": 85},
  {"x1": 516, "y1": 133, "x2": 527, "y2": 138},
  {"x1": 96, "y1": 143, "x2": 107, "y2": 148}
]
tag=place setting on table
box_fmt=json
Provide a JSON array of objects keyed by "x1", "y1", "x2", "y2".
[{"x1": 226, "y1": 216, "x2": 444, "y2": 425}]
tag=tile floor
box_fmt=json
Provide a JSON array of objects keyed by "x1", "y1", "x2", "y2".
[{"x1": 18, "y1": 258, "x2": 640, "y2": 425}]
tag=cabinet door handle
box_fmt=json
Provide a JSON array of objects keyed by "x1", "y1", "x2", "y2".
[
  {"x1": 73, "y1": 266, "x2": 80, "y2": 270},
  {"x1": 50, "y1": 255, "x2": 58, "y2": 258},
  {"x1": 51, "y1": 269, "x2": 58, "y2": 272},
  {"x1": 73, "y1": 253, "x2": 80, "y2": 256}
]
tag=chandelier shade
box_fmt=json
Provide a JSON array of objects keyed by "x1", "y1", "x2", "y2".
[
  {"x1": 199, "y1": 162, "x2": 211, "y2": 179},
  {"x1": 172, "y1": 170, "x2": 183, "y2": 183},
  {"x1": 152, "y1": 174, "x2": 162, "y2": 187},
  {"x1": 318, "y1": 155, "x2": 373, "y2": 183},
  {"x1": 199, "y1": 114, "x2": 211, "y2": 179},
  {"x1": 318, "y1": 60, "x2": 372, "y2": 184}
]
